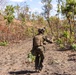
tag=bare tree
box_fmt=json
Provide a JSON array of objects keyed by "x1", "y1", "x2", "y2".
[{"x1": 41, "y1": 0, "x2": 53, "y2": 35}]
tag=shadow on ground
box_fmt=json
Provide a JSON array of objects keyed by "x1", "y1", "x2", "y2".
[
  {"x1": 57, "y1": 48, "x2": 71, "y2": 52},
  {"x1": 51, "y1": 73, "x2": 71, "y2": 75},
  {"x1": 68, "y1": 54, "x2": 76, "y2": 62},
  {"x1": 9, "y1": 70, "x2": 38, "y2": 75},
  {"x1": 68, "y1": 54, "x2": 76, "y2": 57}
]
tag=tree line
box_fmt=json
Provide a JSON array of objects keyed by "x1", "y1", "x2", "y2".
[{"x1": 0, "y1": 0, "x2": 76, "y2": 50}]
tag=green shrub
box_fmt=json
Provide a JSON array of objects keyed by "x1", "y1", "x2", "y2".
[
  {"x1": 62, "y1": 31, "x2": 69, "y2": 38},
  {"x1": 60, "y1": 44, "x2": 64, "y2": 49},
  {"x1": 69, "y1": 37, "x2": 74, "y2": 44},
  {"x1": 71, "y1": 43, "x2": 76, "y2": 50},
  {"x1": 4, "y1": 5, "x2": 15, "y2": 24},
  {"x1": 25, "y1": 27, "x2": 38, "y2": 37},
  {"x1": 28, "y1": 52, "x2": 35, "y2": 62},
  {"x1": 44, "y1": 27, "x2": 50, "y2": 35},
  {"x1": 25, "y1": 27, "x2": 32, "y2": 37},
  {"x1": 4, "y1": 15, "x2": 14, "y2": 24},
  {"x1": 56, "y1": 38, "x2": 62, "y2": 44},
  {"x1": 0, "y1": 41, "x2": 8, "y2": 46}
]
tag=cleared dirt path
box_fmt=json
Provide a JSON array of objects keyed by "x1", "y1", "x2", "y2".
[{"x1": 0, "y1": 38, "x2": 76, "y2": 75}]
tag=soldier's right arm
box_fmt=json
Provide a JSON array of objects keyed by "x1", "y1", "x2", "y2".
[{"x1": 43, "y1": 36, "x2": 53, "y2": 44}]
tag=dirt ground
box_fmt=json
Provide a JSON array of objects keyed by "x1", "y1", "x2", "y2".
[{"x1": 0, "y1": 38, "x2": 76, "y2": 75}]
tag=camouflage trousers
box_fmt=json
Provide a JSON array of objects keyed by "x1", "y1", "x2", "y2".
[{"x1": 33, "y1": 46, "x2": 45, "y2": 71}]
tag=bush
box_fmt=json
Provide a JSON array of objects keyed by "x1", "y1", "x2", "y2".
[
  {"x1": 60, "y1": 44, "x2": 64, "y2": 49},
  {"x1": 0, "y1": 41, "x2": 8, "y2": 46},
  {"x1": 69, "y1": 37, "x2": 74, "y2": 44},
  {"x1": 71, "y1": 43, "x2": 76, "y2": 50},
  {"x1": 56, "y1": 38, "x2": 62, "y2": 44},
  {"x1": 25, "y1": 27, "x2": 38, "y2": 37},
  {"x1": 62, "y1": 31, "x2": 69, "y2": 38},
  {"x1": 4, "y1": 5, "x2": 15, "y2": 24},
  {"x1": 28, "y1": 52, "x2": 35, "y2": 62}
]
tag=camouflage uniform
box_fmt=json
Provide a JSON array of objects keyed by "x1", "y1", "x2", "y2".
[{"x1": 31, "y1": 28, "x2": 52, "y2": 71}]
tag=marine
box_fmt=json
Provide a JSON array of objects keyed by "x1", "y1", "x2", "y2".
[{"x1": 31, "y1": 27, "x2": 52, "y2": 72}]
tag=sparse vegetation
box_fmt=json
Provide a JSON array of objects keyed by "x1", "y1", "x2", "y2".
[
  {"x1": 4, "y1": 5, "x2": 15, "y2": 24},
  {"x1": 0, "y1": 41, "x2": 8, "y2": 46},
  {"x1": 28, "y1": 52, "x2": 35, "y2": 62},
  {"x1": 0, "y1": 0, "x2": 76, "y2": 49},
  {"x1": 71, "y1": 43, "x2": 76, "y2": 50},
  {"x1": 0, "y1": 0, "x2": 76, "y2": 75}
]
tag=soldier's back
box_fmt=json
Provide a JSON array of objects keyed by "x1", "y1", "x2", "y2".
[{"x1": 33, "y1": 34, "x2": 44, "y2": 47}]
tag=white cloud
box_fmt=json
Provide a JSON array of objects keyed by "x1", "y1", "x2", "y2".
[
  {"x1": 53, "y1": 4, "x2": 57, "y2": 8},
  {"x1": 10, "y1": 0, "x2": 32, "y2": 2},
  {"x1": 10, "y1": 0, "x2": 26, "y2": 2},
  {"x1": 51, "y1": 3, "x2": 57, "y2": 16},
  {"x1": 38, "y1": 1, "x2": 43, "y2": 5},
  {"x1": 29, "y1": 8, "x2": 42, "y2": 14},
  {"x1": 29, "y1": 0, "x2": 32, "y2": 1}
]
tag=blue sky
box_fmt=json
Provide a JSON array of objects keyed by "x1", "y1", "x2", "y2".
[{"x1": 7, "y1": 0, "x2": 57, "y2": 16}]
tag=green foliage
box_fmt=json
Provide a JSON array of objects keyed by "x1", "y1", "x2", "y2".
[
  {"x1": 61, "y1": 0, "x2": 76, "y2": 18},
  {"x1": 41, "y1": 0, "x2": 52, "y2": 29},
  {"x1": 62, "y1": 31, "x2": 69, "y2": 38},
  {"x1": 28, "y1": 52, "x2": 35, "y2": 62},
  {"x1": 68, "y1": 36, "x2": 74, "y2": 44},
  {"x1": 57, "y1": 0, "x2": 61, "y2": 13},
  {"x1": 25, "y1": 27, "x2": 38, "y2": 37},
  {"x1": 71, "y1": 43, "x2": 76, "y2": 50},
  {"x1": 56, "y1": 38, "x2": 62, "y2": 44},
  {"x1": 60, "y1": 0, "x2": 76, "y2": 47},
  {"x1": 60, "y1": 44, "x2": 64, "y2": 49},
  {"x1": 19, "y1": 13, "x2": 25, "y2": 22},
  {"x1": 27, "y1": 27, "x2": 33, "y2": 36},
  {"x1": 18, "y1": 4, "x2": 29, "y2": 22},
  {"x1": 4, "y1": 5, "x2": 15, "y2": 24},
  {"x1": 25, "y1": 28, "x2": 31, "y2": 37},
  {"x1": 44, "y1": 27, "x2": 50, "y2": 35},
  {"x1": 0, "y1": 41, "x2": 8, "y2": 46},
  {"x1": 4, "y1": 15, "x2": 14, "y2": 23},
  {"x1": 56, "y1": 38, "x2": 65, "y2": 49}
]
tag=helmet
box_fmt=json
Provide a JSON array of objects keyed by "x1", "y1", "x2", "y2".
[{"x1": 38, "y1": 27, "x2": 45, "y2": 34}]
